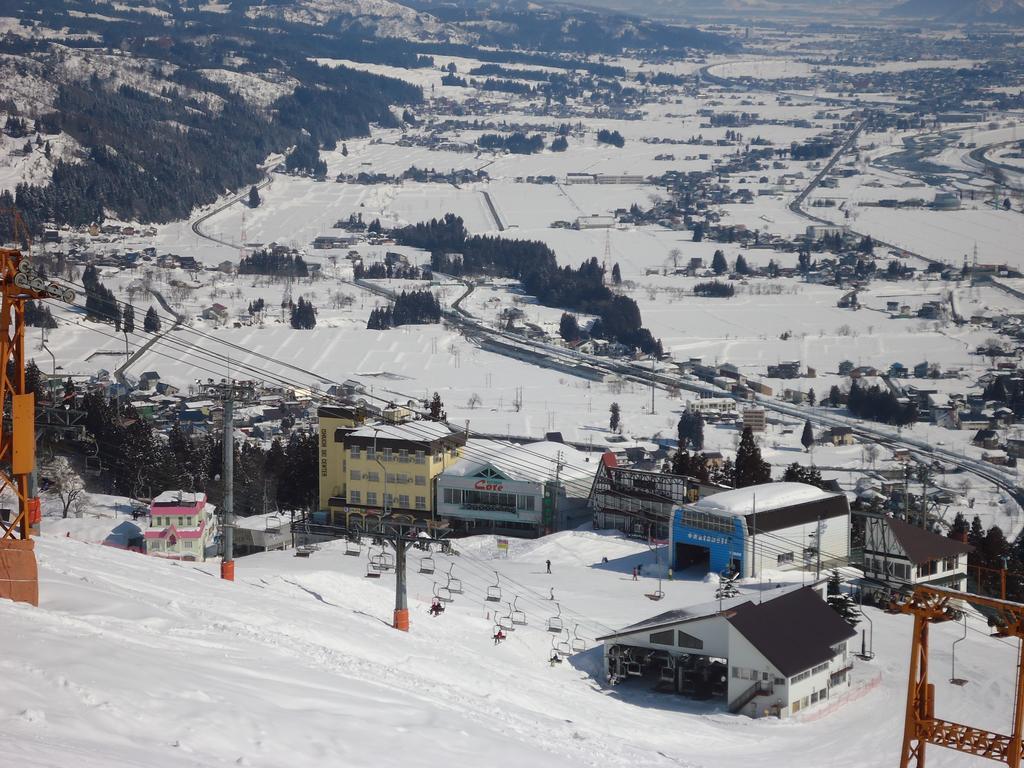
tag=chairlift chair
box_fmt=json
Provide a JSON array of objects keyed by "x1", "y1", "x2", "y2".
[
  {"x1": 420, "y1": 554, "x2": 436, "y2": 574},
  {"x1": 547, "y1": 602, "x2": 564, "y2": 633},
  {"x1": 571, "y1": 624, "x2": 586, "y2": 653},
  {"x1": 646, "y1": 577, "x2": 665, "y2": 601},
  {"x1": 433, "y1": 581, "x2": 453, "y2": 603},
  {"x1": 379, "y1": 549, "x2": 396, "y2": 571},
  {"x1": 486, "y1": 570, "x2": 502, "y2": 602},
  {"x1": 365, "y1": 549, "x2": 381, "y2": 578},
  {"x1": 950, "y1": 614, "x2": 969, "y2": 686},
  {"x1": 345, "y1": 536, "x2": 361, "y2": 556},
  {"x1": 497, "y1": 602, "x2": 516, "y2": 632},
  {"x1": 659, "y1": 658, "x2": 677, "y2": 685},
  {"x1": 511, "y1": 595, "x2": 527, "y2": 626},
  {"x1": 446, "y1": 563, "x2": 463, "y2": 594},
  {"x1": 555, "y1": 629, "x2": 572, "y2": 657}
]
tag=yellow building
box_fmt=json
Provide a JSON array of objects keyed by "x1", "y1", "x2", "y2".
[{"x1": 318, "y1": 408, "x2": 466, "y2": 522}]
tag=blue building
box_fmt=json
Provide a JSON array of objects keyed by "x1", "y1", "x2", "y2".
[{"x1": 670, "y1": 483, "x2": 851, "y2": 578}]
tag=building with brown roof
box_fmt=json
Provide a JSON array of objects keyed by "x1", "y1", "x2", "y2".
[
  {"x1": 598, "y1": 585, "x2": 857, "y2": 718},
  {"x1": 862, "y1": 516, "x2": 972, "y2": 595}
]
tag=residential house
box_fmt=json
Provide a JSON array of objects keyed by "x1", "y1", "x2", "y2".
[{"x1": 144, "y1": 491, "x2": 218, "y2": 562}]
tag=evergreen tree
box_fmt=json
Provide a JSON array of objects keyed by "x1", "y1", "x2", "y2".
[
  {"x1": 609, "y1": 402, "x2": 620, "y2": 433},
  {"x1": 829, "y1": 384, "x2": 842, "y2": 407},
  {"x1": 123, "y1": 304, "x2": 134, "y2": 334},
  {"x1": 948, "y1": 511, "x2": 968, "y2": 541},
  {"x1": 801, "y1": 419, "x2": 815, "y2": 452},
  {"x1": 807, "y1": 388, "x2": 816, "y2": 407},
  {"x1": 969, "y1": 515, "x2": 985, "y2": 548},
  {"x1": 290, "y1": 297, "x2": 317, "y2": 329},
  {"x1": 143, "y1": 305, "x2": 161, "y2": 333},
  {"x1": 735, "y1": 426, "x2": 771, "y2": 488},
  {"x1": 559, "y1": 312, "x2": 580, "y2": 342},
  {"x1": 248, "y1": 185, "x2": 261, "y2": 208},
  {"x1": 611, "y1": 263, "x2": 622, "y2": 284},
  {"x1": 429, "y1": 392, "x2": 446, "y2": 421},
  {"x1": 781, "y1": 462, "x2": 826, "y2": 490},
  {"x1": 711, "y1": 249, "x2": 728, "y2": 275},
  {"x1": 826, "y1": 569, "x2": 861, "y2": 626},
  {"x1": 735, "y1": 253, "x2": 750, "y2": 275}
]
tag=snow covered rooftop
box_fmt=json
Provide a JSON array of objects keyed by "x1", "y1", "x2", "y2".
[
  {"x1": 152, "y1": 490, "x2": 207, "y2": 507},
  {"x1": 349, "y1": 420, "x2": 458, "y2": 443},
  {"x1": 690, "y1": 482, "x2": 833, "y2": 517},
  {"x1": 442, "y1": 439, "x2": 599, "y2": 486}
]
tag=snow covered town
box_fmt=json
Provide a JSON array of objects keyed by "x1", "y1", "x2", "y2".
[{"x1": 5, "y1": 1, "x2": 1024, "y2": 767}]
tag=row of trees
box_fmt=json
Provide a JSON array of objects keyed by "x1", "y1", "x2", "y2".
[
  {"x1": 693, "y1": 280, "x2": 735, "y2": 297},
  {"x1": 366, "y1": 290, "x2": 442, "y2": 329},
  {"x1": 78, "y1": 390, "x2": 318, "y2": 515},
  {"x1": 665, "y1": 427, "x2": 772, "y2": 489},
  {"x1": 477, "y1": 132, "x2": 546, "y2": 154},
  {"x1": 597, "y1": 129, "x2": 625, "y2": 147},
  {"x1": 239, "y1": 249, "x2": 309, "y2": 277},
  {"x1": 847, "y1": 380, "x2": 918, "y2": 426},
  {"x1": 397, "y1": 215, "x2": 661, "y2": 355}
]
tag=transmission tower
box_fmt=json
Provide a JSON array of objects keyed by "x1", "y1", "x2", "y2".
[{"x1": 0, "y1": 243, "x2": 75, "y2": 605}]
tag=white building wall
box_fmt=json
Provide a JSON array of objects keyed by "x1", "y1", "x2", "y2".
[
  {"x1": 726, "y1": 631, "x2": 786, "y2": 717},
  {"x1": 746, "y1": 511, "x2": 850, "y2": 576}
]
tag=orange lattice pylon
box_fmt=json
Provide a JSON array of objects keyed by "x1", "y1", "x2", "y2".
[
  {"x1": 895, "y1": 585, "x2": 1024, "y2": 768},
  {"x1": 0, "y1": 243, "x2": 75, "y2": 606}
]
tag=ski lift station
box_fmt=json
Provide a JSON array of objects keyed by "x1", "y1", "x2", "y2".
[
  {"x1": 598, "y1": 584, "x2": 857, "y2": 718},
  {"x1": 670, "y1": 483, "x2": 851, "y2": 579}
]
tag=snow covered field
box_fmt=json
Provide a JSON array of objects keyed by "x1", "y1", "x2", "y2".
[{"x1": 2, "y1": 523, "x2": 1019, "y2": 768}]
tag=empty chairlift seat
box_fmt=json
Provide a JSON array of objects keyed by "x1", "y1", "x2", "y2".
[
  {"x1": 486, "y1": 571, "x2": 502, "y2": 602},
  {"x1": 446, "y1": 563, "x2": 463, "y2": 594},
  {"x1": 547, "y1": 603, "x2": 564, "y2": 633},
  {"x1": 511, "y1": 596, "x2": 527, "y2": 626}
]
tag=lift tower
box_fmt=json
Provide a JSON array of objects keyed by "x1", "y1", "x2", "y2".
[{"x1": 0, "y1": 247, "x2": 74, "y2": 605}]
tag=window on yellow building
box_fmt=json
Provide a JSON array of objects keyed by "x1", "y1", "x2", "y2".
[
  {"x1": 415, "y1": 451, "x2": 425, "y2": 464},
  {"x1": 398, "y1": 495, "x2": 409, "y2": 508},
  {"x1": 415, "y1": 496, "x2": 426, "y2": 510},
  {"x1": 415, "y1": 475, "x2": 426, "y2": 486},
  {"x1": 366, "y1": 492, "x2": 377, "y2": 505},
  {"x1": 350, "y1": 470, "x2": 361, "y2": 481},
  {"x1": 350, "y1": 490, "x2": 361, "y2": 504}
]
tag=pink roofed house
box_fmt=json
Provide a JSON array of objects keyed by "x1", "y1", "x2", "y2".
[{"x1": 144, "y1": 491, "x2": 219, "y2": 562}]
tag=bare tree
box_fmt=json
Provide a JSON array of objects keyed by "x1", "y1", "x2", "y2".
[{"x1": 51, "y1": 457, "x2": 87, "y2": 518}]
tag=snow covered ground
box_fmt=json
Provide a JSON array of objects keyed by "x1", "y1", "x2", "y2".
[{"x1": 2, "y1": 523, "x2": 1018, "y2": 768}]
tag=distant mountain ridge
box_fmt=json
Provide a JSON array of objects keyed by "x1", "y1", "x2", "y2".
[{"x1": 891, "y1": 0, "x2": 1024, "y2": 22}]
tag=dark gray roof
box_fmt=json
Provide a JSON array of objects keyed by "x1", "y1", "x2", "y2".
[
  {"x1": 745, "y1": 493, "x2": 849, "y2": 534},
  {"x1": 886, "y1": 517, "x2": 973, "y2": 564},
  {"x1": 726, "y1": 587, "x2": 856, "y2": 677},
  {"x1": 596, "y1": 596, "x2": 752, "y2": 641}
]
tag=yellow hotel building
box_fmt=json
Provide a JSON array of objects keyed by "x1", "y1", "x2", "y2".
[{"x1": 318, "y1": 406, "x2": 466, "y2": 523}]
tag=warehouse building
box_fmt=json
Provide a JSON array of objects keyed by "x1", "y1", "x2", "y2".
[
  {"x1": 599, "y1": 585, "x2": 856, "y2": 718},
  {"x1": 671, "y1": 483, "x2": 850, "y2": 577}
]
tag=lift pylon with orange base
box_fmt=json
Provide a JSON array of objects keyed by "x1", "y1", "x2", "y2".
[
  {"x1": 894, "y1": 585, "x2": 1024, "y2": 768},
  {"x1": 0, "y1": 247, "x2": 75, "y2": 606}
]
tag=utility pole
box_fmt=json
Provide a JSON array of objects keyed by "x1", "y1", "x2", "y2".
[
  {"x1": 650, "y1": 356, "x2": 655, "y2": 415},
  {"x1": 816, "y1": 516, "x2": 822, "y2": 580},
  {"x1": 222, "y1": 384, "x2": 235, "y2": 581},
  {"x1": 751, "y1": 492, "x2": 757, "y2": 582},
  {"x1": 202, "y1": 379, "x2": 253, "y2": 582},
  {"x1": 552, "y1": 451, "x2": 563, "y2": 535}
]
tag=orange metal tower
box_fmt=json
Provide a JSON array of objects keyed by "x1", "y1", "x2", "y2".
[
  {"x1": 895, "y1": 585, "x2": 1024, "y2": 768},
  {"x1": 0, "y1": 246, "x2": 74, "y2": 606}
]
